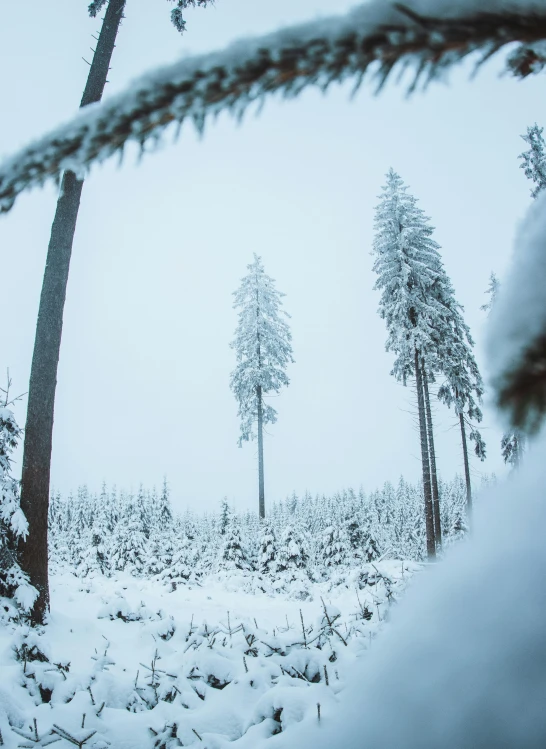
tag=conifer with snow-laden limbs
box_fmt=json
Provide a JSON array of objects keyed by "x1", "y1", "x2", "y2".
[
  {"x1": 0, "y1": 378, "x2": 37, "y2": 615},
  {"x1": 519, "y1": 123, "x2": 546, "y2": 199},
  {"x1": 230, "y1": 255, "x2": 294, "y2": 518},
  {"x1": 372, "y1": 169, "x2": 444, "y2": 558}
]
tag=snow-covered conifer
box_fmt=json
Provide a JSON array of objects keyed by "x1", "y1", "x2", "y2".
[
  {"x1": 258, "y1": 520, "x2": 279, "y2": 575},
  {"x1": 372, "y1": 169, "x2": 446, "y2": 558},
  {"x1": 219, "y1": 524, "x2": 252, "y2": 572},
  {"x1": 219, "y1": 497, "x2": 231, "y2": 535},
  {"x1": 230, "y1": 254, "x2": 294, "y2": 518},
  {"x1": 0, "y1": 380, "x2": 37, "y2": 613},
  {"x1": 519, "y1": 123, "x2": 546, "y2": 198},
  {"x1": 161, "y1": 535, "x2": 196, "y2": 589},
  {"x1": 320, "y1": 526, "x2": 349, "y2": 571},
  {"x1": 111, "y1": 494, "x2": 147, "y2": 575},
  {"x1": 277, "y1": 525, "x2": 309, "y2": 576}
]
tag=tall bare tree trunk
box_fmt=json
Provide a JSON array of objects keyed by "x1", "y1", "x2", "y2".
[
  {"x1": 19, "y1": 0, "x2": 126, "y2": 625},
  {"x1": 257, "y1": 385, "x2": 265, "y2": 519},
  {"x1": 459, "y1": 412, "x2": 472, "y2": 511},
  {"x1": 423, "y1": 372, "x2": 442, "y2": 549},
  {"x1": 415, "y1": 350, "x2": 436, "y2": 560}
]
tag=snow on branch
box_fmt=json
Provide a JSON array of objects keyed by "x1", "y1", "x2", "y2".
[
  {"x1": 488, "y1": 190, "x2": 546, "y2": 434},
  {"x1": 1, "y1": 0, "x2": 545, "y2": 213}
]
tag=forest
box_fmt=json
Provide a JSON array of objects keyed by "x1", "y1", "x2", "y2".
[{"x1": 1, "y1": 1, "x2": 546, "y2": 748}]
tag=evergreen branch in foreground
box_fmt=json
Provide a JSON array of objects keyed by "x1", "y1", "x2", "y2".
[{"x1": 1, "y1": 0, "x2": 546, "y2": 213}]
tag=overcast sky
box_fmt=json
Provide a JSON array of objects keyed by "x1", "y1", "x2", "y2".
[{"x1": 1, "y1": 0, "x2": 545, "y2": 514}]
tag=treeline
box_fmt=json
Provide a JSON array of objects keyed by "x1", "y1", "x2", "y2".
[{"x1": 48, "y1": 476, "x2": 490, "y2": 584}]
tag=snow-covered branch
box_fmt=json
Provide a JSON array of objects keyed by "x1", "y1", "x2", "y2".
[
  {"x1": 1, "y1": 0, "x2": 545, "y2": 213},
  {"x1": 488, "y1": 190, "x2": 546, "y2": 434}
]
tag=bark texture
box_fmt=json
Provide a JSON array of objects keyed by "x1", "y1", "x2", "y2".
[
  {"x1": 459, "y1": 411, "x2": 473, "y2": 510},
  {"x1": 423, "y1": 372, "x2": 442, "y2": 549},
  {"x1": 415, "y1": 351, "x2": 436, "y2": 560},
  {"x1": 19, "y1": 0, "x2": 126, "y2": 624},
  {"x1": 257, "y1": 385, "x2": 265, "y2": 519}
]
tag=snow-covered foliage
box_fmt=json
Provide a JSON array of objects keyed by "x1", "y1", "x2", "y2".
[
  {"x1": 48, "y1": 475, "x2": 475, "y2": 586},
  {"x1": 230, "y1": 254, "x2": 293, "y2": 446},
  {"x1": 480, "y1": 271, "x2": 500, "y2": 313},
  {"x1": 372, "y1": 168, "x2": 449, "y2": 383},
  {"x1": 88, "y1": 0, "x2": 213, "y2": 33},
  {"x1": 1, "y1": 1, "x2": 544, "y2": 212},
  {"x1": 373, "y1": 168, "x2": 485, "y2": 456},
  {"x1": 519, "y1": 122, "x2": 546, "y2": 198},
  {"x1": 488, "y1": 188, "x2": 546, "y2": 432},
  {"x1": 169, "y1": 0, "x2": 214, "y2": 34},
  {"x1": 0, "y1": 560, "x2": 414, "y2": 749},
  {"x1": 0, "y1": 386, "x2": 37, "y2": 615}
]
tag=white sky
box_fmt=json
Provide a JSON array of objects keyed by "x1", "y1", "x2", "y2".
[{"x1": 1, "y1": 0, "x2": 545, "y2": 514}]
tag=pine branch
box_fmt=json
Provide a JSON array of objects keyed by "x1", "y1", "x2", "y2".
[{"x1": 1, "y1": 1, "x2": 545, "y2": 213}]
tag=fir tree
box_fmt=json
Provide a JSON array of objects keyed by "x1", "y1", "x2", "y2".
[
  {"x1": 111, "y1": 495, "x2": 147, "y2": 575},
  {"x1": 320, "y1": 526, "x2": 348, "y2": 571},
  {"x1": 161, "y1": 535, "x2": 196, "y2": 589},
  {"x1": 372, "y1": 169, "x2": 445, "y2": 558},
  {"x1": 0, "y1": 378, "x2": 37, "y2": 613},
  {"x1": 219, "y1": 525, "x2": 252, "y2": 572},
  {"x1": 519, "y1": 123, "x2": 546, "y2": 198},
  {"x1": 219, "y1": 497, "x2": 231, "y2": 535},
  {"x1": 258, "y1": 520, "x2": 279, "y2": 575},
  {"x1": 434, "y1": 276, "x2": 486, "y2": 510},
  {"x1": 230, "y1": 254, "x2": 294, "y2": 518},
  {"x1": 277, "y1": 525, "x2": 309, "y2": 576}
]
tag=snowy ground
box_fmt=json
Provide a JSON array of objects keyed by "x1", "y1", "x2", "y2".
[{"x1": 0, "y1": 562, "x2": 418, "y2": 749}]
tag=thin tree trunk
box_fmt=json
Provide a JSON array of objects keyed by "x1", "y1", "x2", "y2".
[
  {"x1": 459, "y1": 411, "x2": 472, "y2": 510},
  {"x1": 415, "y1": 350, "x2": 436, "y2": 560},
  {"x1": 423, "y1": 372, "x2": 442, "y2": 549},
  {"x1": 19, "y1": 0, "x2": 126, "y2": 625},
  {"x1": 257, "y1": 385, "x2": 265, "y2": 519}
]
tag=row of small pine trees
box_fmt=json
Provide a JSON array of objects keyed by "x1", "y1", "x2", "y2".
[{"x1": 48, "y1": 476, "x2": 487, "y2": 583}]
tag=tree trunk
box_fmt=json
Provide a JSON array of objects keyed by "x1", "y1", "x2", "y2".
[
  {"x1": 257, "y1": 385, "x2": 265, "y2": 519},
  {"x1": 19, "y1": 0, "x2": 126, "y2": 625},
  {"x1": 423, "y1": 372, "x2": 442, "y2": 549},
  {"x1": 459, "y1": 411, "x2": 472, "y2": 511},
  {"x1": 415, "y1": 350, "x2": 436, "y2": 560}
]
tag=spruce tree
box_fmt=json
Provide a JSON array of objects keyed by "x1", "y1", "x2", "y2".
[
  {"x1": 519, "y1": 123, "x2": 546, "y2": 198},
  {"x1": 434, "y1": 277, "x2": 486, "y2": 510},
  {"x1": 230, "y1": 255, "x2": 294, "y2": 518},
  {"x1": 219, "y1": 524, "x2": 252, "y2": 572},
  {"x1": 0, "y1": 380, "x2": 37, "y2": 613},
  {"x1": 258, "y1": 520, "x2": 279, "y2": 575},
  {"x1": 111, "y1": 494, "x2": 147, "y2": 575},
  {"x1": 320, "y1": 525, "x2": 349, "y2": 573},
  {"x1": 372, "y1": 169, "x2": 446, "y2": 558},
  {"x1": 277, "y1": 525, "x2": 309, "y2": 577}
]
